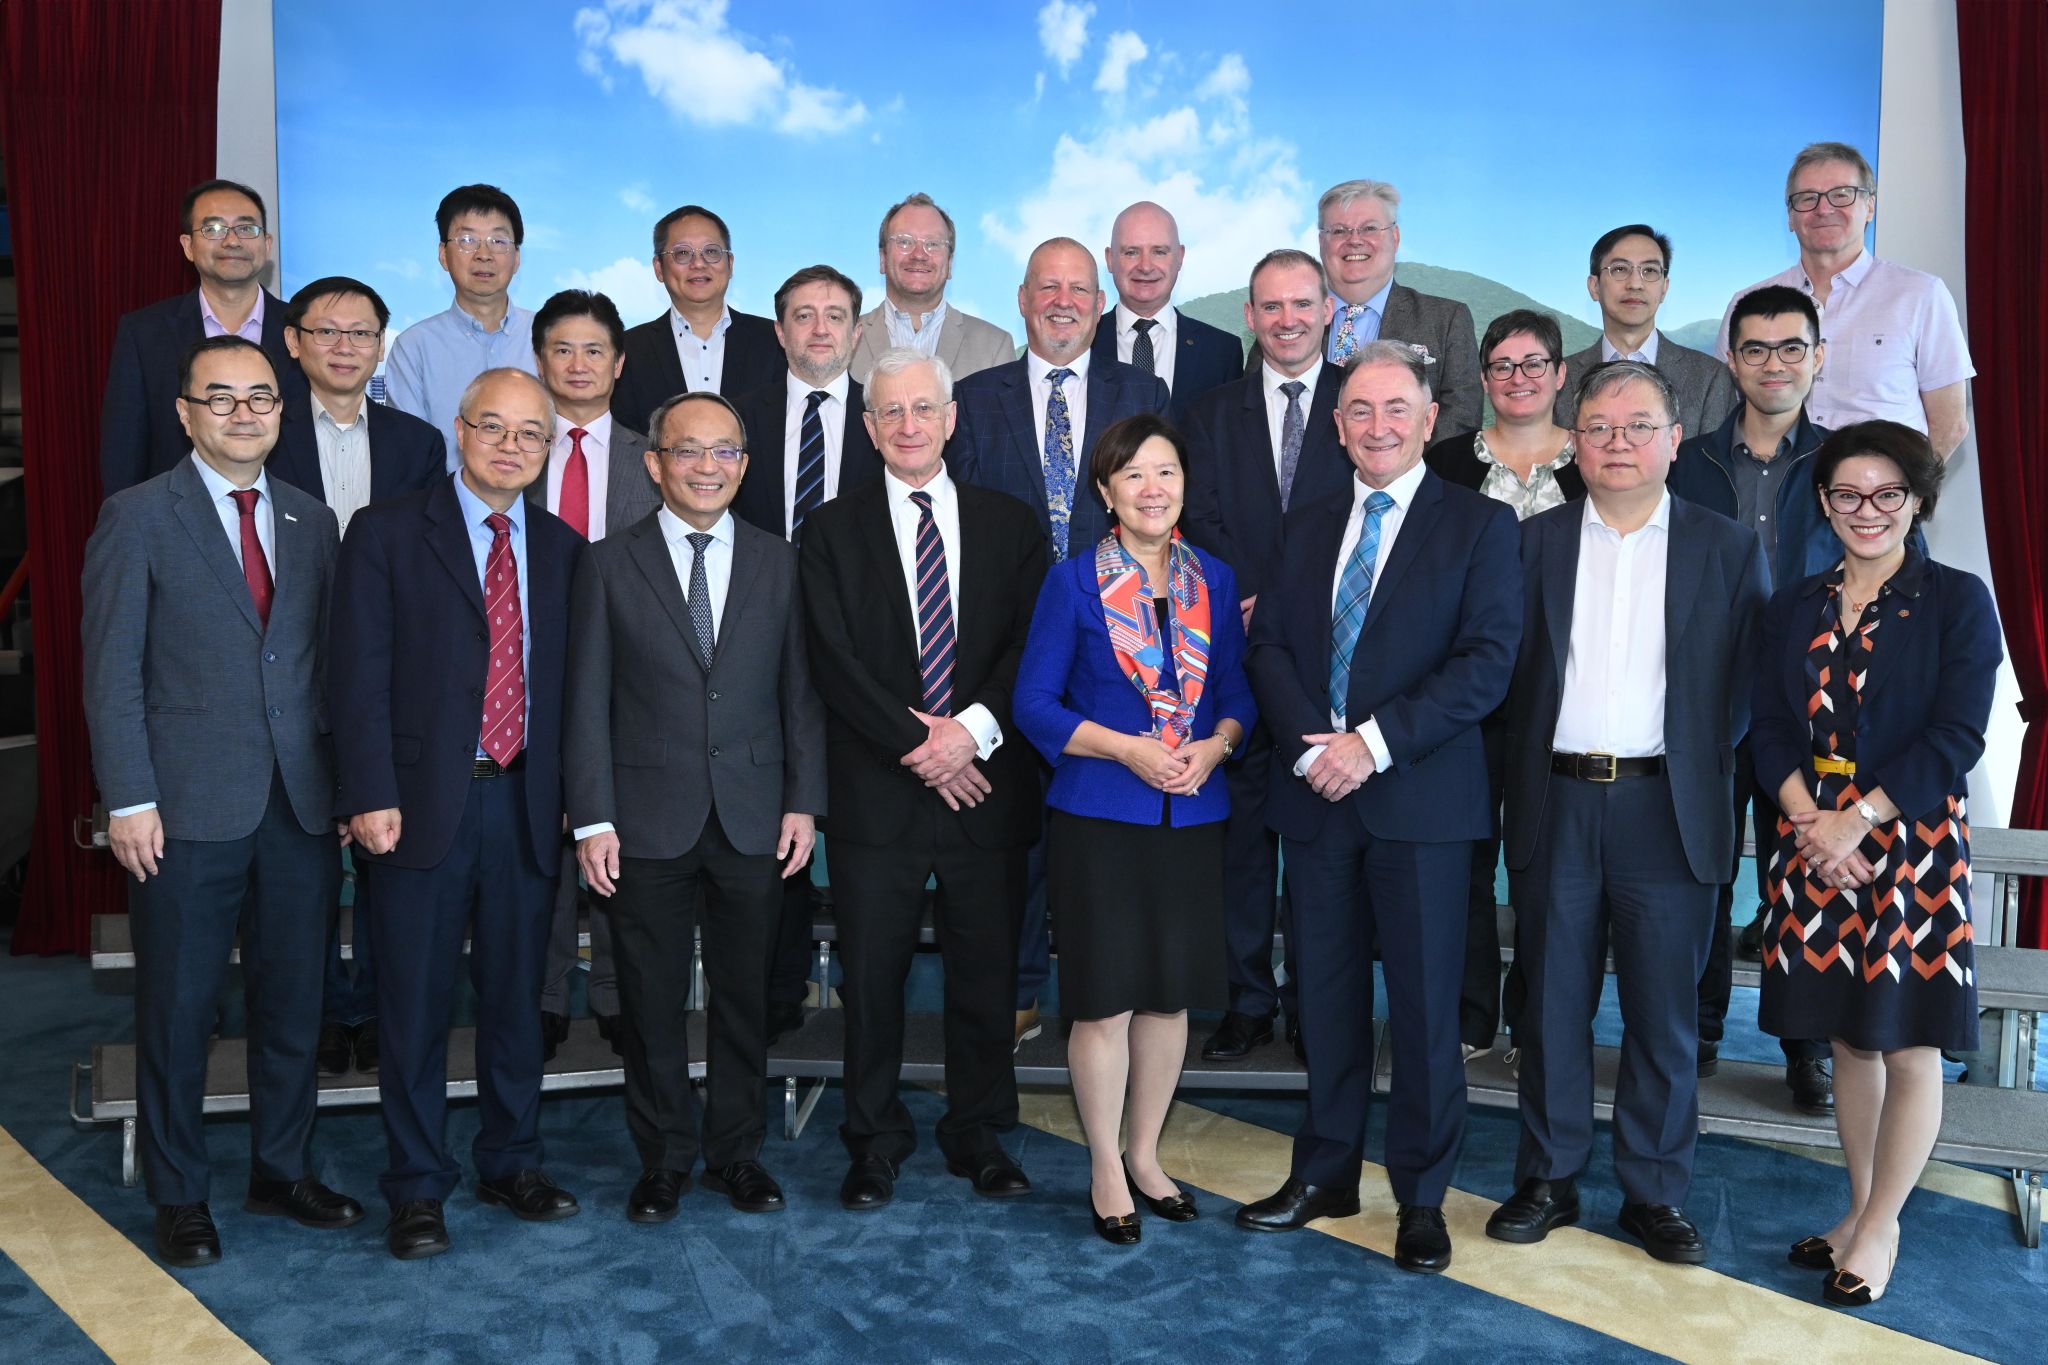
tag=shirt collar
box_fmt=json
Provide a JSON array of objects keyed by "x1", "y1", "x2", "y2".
[
  {"x1": 884, "y1": 465, "x2": 954, "y2": 508},
  {"x1": 1262, "y1": 358, "x2": 1323, "y2": 400},
  {"x1": 671, "y1": 305, "x2": 733, "y2": 340},
  {"x1": 883, "y1": 296, "x2": 947, "y2": 334},
  {"x1": 1330, "y1": 277, "x2": 1395, "y2": 320},
  {"x1": 450, "y1": 300, "x2": 520, "y2": 336},
  {"x1": 555, "y1": 411, "x2": 613, "y2": 448},
  {"x1": 452, "y1": 468, "x2": 521, "y2": 532},
  {"x1": 1582, "y1": 487, "x2": 1672, "y2": 536},
  {"x1": 658, "y1": 505, "x2": 734, "y2": 547},
  {"x1": 198, "y1": 287, "x2": 264, "y2": 336},
  {"x1": 312, "y1": 391, "x2": 364, "y2": 432},
  {"x1": 1115, "y1": 302, "x2": 1175, "y2": 341},
  {"x1": 1474, "y1": 429, "x2": 1575, "y2": 470},
  {"x1": 1353, "y1": 454, "x2": 1428, "y2": 514},
  {"x1": 1600, "y1": 329, "x2": 1661, "y2": 364},
  {"x1": 190, "y1": 452, "x2": 269, "y2": 504},
  {"x1": 1028, "y1": 348, "x2": 1092, "y2": 386},
  {"x1": 785, "y1": 368, "x2": 852, "y2": 407}
]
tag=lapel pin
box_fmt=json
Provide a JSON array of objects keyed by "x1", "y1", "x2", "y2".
[
  {"x1": 1897, "y1": 608, "x2": 1909, "y2": 618},
  {"x1": 285, "y1": 512, "x2": 299, "y2": 522}
]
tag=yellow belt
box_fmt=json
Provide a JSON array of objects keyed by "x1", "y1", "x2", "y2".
[{"x1": 1813, "y1": 755, "x2": 1857, "y2": 777}]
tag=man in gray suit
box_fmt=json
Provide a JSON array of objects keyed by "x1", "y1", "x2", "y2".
[
  {"x1": 83, "y1": 335, "x2": 365, "y2": 1267},
  {"x1": 527, "y1": 289, "x2": 664, "y2": 1058},
  {"x1": 848, "y1": 192, "x2": 1017, "y2": 385},
  {"x1": 1553, "y1": 226, "x2": 1737, "y2": 439},
  {"x1": 565, "y1": 390, "x2": 827, "y2": 1222}
]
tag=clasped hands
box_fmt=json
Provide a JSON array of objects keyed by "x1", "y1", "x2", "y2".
[
  {"x1": 1791, "y1": 807, "x2": 1876, "y2": 890},
  {"x1": 1303, "y1": 731, "x2": 1374, "y2": 802},
  {"x1": 1120, "y1": 732, "x2": 1225, "y2": 796},
  {"x1": 902, "y1": 708, "x2": 991, "y2": 811}
]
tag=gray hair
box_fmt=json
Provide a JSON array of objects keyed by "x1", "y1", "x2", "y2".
[
  {"x1": 456, "y1": 367, "x2": 555, "y2": 434},
  {"x1": 1573, "y1": 359, "x2": 1677, "y2": 425},
  {"x1": 1248, "y1": 247, "x2": 1325, "y2": 296},
  {"x1": 1318, "y1": 179, "x2": 1401, "y2": 225},
  {"x1": 1345, "y1": 339, "x2": 1435, "y2": 400},
  {"x1": 1786, "y1": 141, "x2": 1874, "y2": 199},
  {"x1": 866, "y1": 346, "x2": 955, "y2": 404},
  {"x1": 646, "y1": 389, "x2": 749, "y2": 450}
]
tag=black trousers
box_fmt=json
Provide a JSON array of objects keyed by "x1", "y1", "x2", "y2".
[
  {"x1": 831, "y1": 807, "x2": 1026, "y2": 1166},
  {"x1": 1459, "y1": 710, "x2": 1512, "y2": 1049},
  {"x1": 541, "y1": 840, "x2": 615, "y2": 1015},
  {"x1": 766, "y1": 855, "x2": 821, "y2": 1009},
  {"x1": 608, "y1": 814, "x2": 780, "y2": 1172},
  {"x1": 1220, "y1": 725, "x2": 1294, "y2": 1019},
  {"x1": 130, "y1": 769, "x2": 333, "y2": 1205}
]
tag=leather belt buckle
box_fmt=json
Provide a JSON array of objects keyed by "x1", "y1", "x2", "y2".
[
  {"x1": 473, "y1": 756, "x2": 501, "y2": 779},
  {"x1": 1583, "y1": 750, "x2": 1617, "y2": 783}
]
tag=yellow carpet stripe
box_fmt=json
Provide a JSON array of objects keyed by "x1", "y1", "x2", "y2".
[
  {"x1": 1015, "y1": 1089, "x2": 1984, "y2": 1365},
  {"x1": 0, "y1": 1125, "x2": 265, "y2": 1364},
  {"x1": 1742, "y1": 1139, "x2": 2013, "y2": 1212}
]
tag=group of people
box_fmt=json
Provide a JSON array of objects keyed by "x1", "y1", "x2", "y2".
[{"x1": 82, "y1": 140, "x2": 1997, "y2": 1315}]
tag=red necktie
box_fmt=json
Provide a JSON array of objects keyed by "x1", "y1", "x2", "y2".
[
  {"x1": 481, "y1": 511, "x2": 527, "y2": 764},
  {"x1": 559, "y1": 427, "x2": 591, "y2": 538},
  {"x1": 228, "y1": 488, "x2": 273, "y2": 628}
]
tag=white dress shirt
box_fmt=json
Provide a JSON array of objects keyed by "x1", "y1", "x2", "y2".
[
  {"x1": 1261, "y1": 358, "x2": 1326, "y2": 484},
  {"x1": 881, "y1": 467, "x2": 1002, "y2": 760},
  {"x1": 546, "y1": 411, "x2": 614, "y2": 542},
  {"x1": 1026, "y1": 349, "x2": 1091, "y2": 464},
  {"x1": 1113, "y1": 303, "x2": 1177, "y2": 391},
  {"x1": 780, "y1": 369, "x2": 850, "y2": 538},
  {"x1": 1551, "y1": 491, "x2": 1671, "y2": 757},
  {"x1": 883, "y1": 297, "x2": 950, "y2": 356},
  {"x1": 310, "y1": 394, "x2": 372, "y2": 535},
  {"x1": 1600, "y1": 330, "x2": 1661, "y2": 365},
  {"x1": 671, "y1": 305, "x2": 734, "y2": 393}
]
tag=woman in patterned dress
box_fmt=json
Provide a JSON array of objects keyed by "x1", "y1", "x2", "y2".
[{"x1": 1751, "y1": 421, "x2": 2002, "y2": 1308}]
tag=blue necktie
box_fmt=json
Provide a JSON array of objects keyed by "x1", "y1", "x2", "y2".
[
  {"x1": 910, "y1": 491, "x2": 955, "y2": 714},
  {"x1": 1043, "y1": 367, "x2": 1076, "y2": 561},
  {"x1": 1328, "y1": 490, "x2": 1395, "y2": 723},
  {"x1": 791, "y1": 390, "x2": 828, "y2": 540}
]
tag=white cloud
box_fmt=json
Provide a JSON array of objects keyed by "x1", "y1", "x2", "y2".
[
  {"x1": 1094, "y1": 31, "x2": 1147, "y2": 95},
  {"x1": 576, "y1": 0, "x2": 867, "y2": 135},
  {"x1": 619, "y1": 183, "x2": 655, "y2": 214},
  {"x1": 1036, "y1": 0, "x2": 1094, "y2": 77},
  {"x1": 1196, "y1": 53, "x2": 1250, "y2": 105},
  {"x1": 555, "y1": 255, "x2": 668, "y2": 322}
]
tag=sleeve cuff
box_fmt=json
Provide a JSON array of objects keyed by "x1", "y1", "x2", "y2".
[
  {"x1": 1292, "y1": 744, "x2": 1327, "y2": 778},
  {"x1": 108, "y1": 802, "x2": 157, "y2": 819},
  {"x1": 956, "y1": 704, "x2": 1002, "y2": 761},
  {"x1": 1360, "y1": 718, "x2": 1392, "y2": 773},
  {"x1": 572, "y1": 822, "x2": 616, "y2": 841}
]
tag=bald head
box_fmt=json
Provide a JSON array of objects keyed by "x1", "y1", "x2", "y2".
[
  {"x1": 1019, "y1": 237, "x2": 1104, "y2": 364},
  {"x1": 1105, "y1": 202, "x2": 1185, "y2": 317}
]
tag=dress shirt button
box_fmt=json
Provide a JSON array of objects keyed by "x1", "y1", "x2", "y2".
[
  {"x1": 708, "y1": 690, "x2": 720, "y2": 701},
  {"x1": 708, "y1": 746, "x2": 720, "y2": 757},
  {"x1": 268, "y1": 706, "x2": 282, "y2": 718}
]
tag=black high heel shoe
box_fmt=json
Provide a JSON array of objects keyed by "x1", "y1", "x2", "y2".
[
  {"x1": 1788, "y1": 1235, "x2": 1835, "y2": 1270},
  {"x1": 1823, "y1": 1240, "x2": 1898, "y2": 1308},
  {"x1": 1090, "y1": 1186, "x2": 1141, "y2": 1246},
  {"x1": 1124, "y1": 1165, "x2": 1197, "y2": 1222}
]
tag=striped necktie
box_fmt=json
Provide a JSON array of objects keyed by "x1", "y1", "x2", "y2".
[
  {"x1": 481, "y1": 511, "x2": 526, "y2": 763},
  {"x1": 792, "y1": 390, "x2": 828, "y2": 539},
  {"x1": 1328, "y1": 490, "x2": 1395, "y2": 723},
  {"x1": 910, "y1": 490, "x2": 955, "y2": 715}
]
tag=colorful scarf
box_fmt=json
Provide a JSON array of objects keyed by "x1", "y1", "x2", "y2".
[{"x1": 1094, "y1": 527, "x2": 1212, "y2": 749}]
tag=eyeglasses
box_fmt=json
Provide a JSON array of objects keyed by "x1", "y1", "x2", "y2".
[
  {"x1": 869, "y1": 400, "x2": 947, "y2": 426},
  {"x1": 1484, "y1": 357, "x2": 1557, "y2": 380},
  {"x1": 1600, "y1": 261, "x2": 1666, "y2": 283},
  {"x1": 884, "y1": 233, "x2": 951, "y2": 256},
  {"x1": 662, "y1": 244, "x2": 729, "y2": 267},
  {"x1": 190, "y1": 220, "x2": 265, "y2": 241},
  {"x1": 1825, "y1": 484, "x2": 1910, "y2": 515},
  {"x1": 457, "y1": 415, "x2": 548, "y2": 453},
  {"x1": 1576, "y1": 420, "x2": 1674, "y2": 448},
  {"x1": 1318, "y1": 223, "x2": 1392, "y2": 244},
  {"x1": 653, "y1": 443, "x2": 743, "y2": 465},
  {"x1": 445, "y1": 234, "x2": 517, "y2": 254},
  {"x1": 180, "y1": 391, "x2": 279, "y2": 416},
  {"x1": 1735, "y1": 339, "x2": 1812, "y2": 366},
  {"x1": 1787, "y1": 185, "x2": 1872, "y2": 213},
  {"x1": 293, "y1": 326, "x2": 382, "y2": 349}
]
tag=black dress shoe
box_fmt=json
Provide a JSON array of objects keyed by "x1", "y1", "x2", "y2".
[
  {"x1": 766, "y1": 1001, "x2": 805, "y2": 1048},
  {"x1": 154, "y1": 1202, "x2": 220, "y2": 1267},
  {"x1": 703, "y1": 1160, "x2": 785, "y2": 1212},
  {"x1": 540, "y1": 1011, "x2": 569, "y2": 1063},
  {"x1": 946, "y1": 1153, "x2": 1031, "y2": 1198},
  {"x1": 315, "y1": 1023, "x2": 353, "y2": 1077},
  {"x1": 1788, "y1": 1235, "x2": 1835, "y2": 1270},
  {"x1": 1737, "y1": 909, "x2": 1767, "y2": 960},
  {"x1": 1787, "y1": 1058, "x2": 1835, "y2": 1115},
  {"x1": 839, "y1": 1154, "x2": 897, "y2": 1211},
  {"x1": 1485, "y1": 1177, "x2": 1580, "y2": 1244},
  {"x1": 386, "y1": 1199, "x2": 449, "y2": 1260},
  {"x1": 1234, "y1": 1177, "x2": 1360, "y2": 1232},
  {"x1": 1286, "y1": 1013, "x2": 1305, "y2": 1065},
  {"x1": 627, "y1": 1169, "x2": 689, "y2": 1223},
  {"x1": 352, "y1": 1017, "x2": 379, "y2": 1073},
  {"x1": 245, "y1": 1177, "x2": 365, "y2": 1228},
  {"x1": 1618, "y1": 1202, "x2": 1707, "y2": 1264},
  {"x1": 1395, "y1": 1203, "x2": 1452, "y2": 1273},
  {"x1": 1090, "y1": 1189, "x2": 1141, "y2": 1246},
  {"x1": 1124, "y1": 1165, "x2": 1196, "y2": 1222},
  {"x1": 1697, "y1": 1040, "x2": 1720, "y2": 1078},
  {"x1": 594, "y1": 1012, "x2": 623, "y2": 1057},
  {"x1": 477, "y1": 1169, "x2": 581, "y2": 1221},
  {"x1": 1201, "y1": 1011, "x2": 1275, "y2": 1061}
]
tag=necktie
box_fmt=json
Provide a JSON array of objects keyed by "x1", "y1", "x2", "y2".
[
  {"x1": 685, "y1": 531, "x2": 716, "y2": 669},
  {"x1": 228, "y1": 488, "x2": 273, "y2": 628},
  {"x1": 1130, "y1": 317, "x2": 1156, "y2": 376},
  {"x1": 481, "y1": 511, "x2": 526, "y2": 764},
  {"x1": 792, "y1": 390, "x2": 828, "y2": 540},
  {"x1": 1328, "y1": 490, "x2": 1396, "y2": 723},
  {"x1": 910, "y1": 491, "x2": 955, "y2": 715},
  {"x1": 1331, "y1": 304, "x2": 1365, "y2": 365},
  {"x1": 558, "y1": 427, "x2": 590, "y2": 538},
  {"x1": 1277, "y1": 379, "x2": 1307, "y2": 510},
  {"x1": 1043, "y1": 367, "x2": 1077, "y2": 561}
]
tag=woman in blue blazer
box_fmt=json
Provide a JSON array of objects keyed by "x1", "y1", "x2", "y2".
[
  {"x1": 1015, "y1": 413, "x2": 1255, "y2": 1246},
  {"x1": 1750, "y1": 421, "x2": 2001, "y2": 1309}
]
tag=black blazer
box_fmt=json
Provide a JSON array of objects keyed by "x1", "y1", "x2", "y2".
[
  {"x1": 1183, "y1": 363, "x2": 1353, "y2": 600},
  {"x1": 266, "y1": 393, "x2": 447, "y2": 509},
  {"x1": 1502, "y1": 496, "x2": 1767, "y2": 883},
  {"x1": 330, "y1": 475, "x2": 584, "y2": 877},
  {"x1": 1245, "y1": 282, "x2": 1483, "y2": 435},
  {"x1": 800, "y1": 478, "x2": 1048, "y2": 849},
  {"x1": 729, "y1": 375, "x2": 885, "y2": 539},
  {"x1": 1089, "y1": 309, "x2": 1244, "y2": 425},
  {"x1": 1423, "y1": 429, "x2": 1587, "y2": 504},
  {"x1": 99, "y1": 289, "x2": 301, "y2": 496},
  {"x1": 611, "y1": 308, "x2": 783, "y2": 437}
]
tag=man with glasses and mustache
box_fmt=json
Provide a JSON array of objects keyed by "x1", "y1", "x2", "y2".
[
  {"x1": 848, "y1": 193, "x2": 1018, "y2": 385},
  {"x1": 1717, "y1": 142, "x2": 1974, "y2": 459}
]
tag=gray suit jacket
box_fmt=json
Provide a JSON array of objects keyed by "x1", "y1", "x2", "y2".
[
  {"x1": 1381, "y1": 283, "x2": 1483, "y2": 437},
  {"x1": 525, "y1": 420, "x2": 662, "y2": 537},
  {"x1": 848, "y1": 302, "x2": 1017, "y2": 385},
  {"x1": 83, "y1": 456, "x2": 340, "y2": 840},
  {"x1": 563, "y1": 509, "x2": 826, "y2": 859},
  {"x1": 1553, "y1": 332, "x2": 1739, "y2": 441}
]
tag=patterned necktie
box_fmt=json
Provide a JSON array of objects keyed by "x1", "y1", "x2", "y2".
[
  {"x1": 558, "y1": 427, "x2": 590, "y2": 538},
  {"x1": 792, "y1": 390, "x2": 828, "y2": 540},
  {"x1": 1328, "y1": 490, "x2": 1396, "y2": 723},
  {"x1": 1043, "y1": 367, "x2": 1077, "y2": 561},
  {"x1": 685, "y1": 531, "x2": 716, "y2": 669},
  {"x1": 1277, "y1": 380, "x2": 1307, "y2": 510},
  {"x1": 910, "y1": 490, "x2": 955, "y2": 715},
  {"x1": 1130, "y1": 317, "x2": 1156, "y2": 376},
  {"x1": 1331, "y1": 304, "x2": 1365, "y2": 365},
  {"x1": 481, "y1": 511, "x2": 526, "y2": 764},
  {"x1": 228, "y1": 488, "x2": 273, "y2": 628}
]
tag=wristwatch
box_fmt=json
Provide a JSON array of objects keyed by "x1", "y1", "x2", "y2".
[
  {"x1": 1854, "y1": 798, "x2": 1879, "y2": 825},
  {"x1": 1217, "y1": 734, "x2": 1236, "y2": 760}
]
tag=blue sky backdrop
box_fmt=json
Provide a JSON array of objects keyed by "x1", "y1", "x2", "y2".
[{"x1": 275, "y1": 0, "x2": 1882, "y2": 345}]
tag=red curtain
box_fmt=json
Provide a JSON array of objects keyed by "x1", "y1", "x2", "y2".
[
  {"x1": 1958, "y1": 1, "x2": 2048, "y2": 947},
  {"x1": 0, "y1": 2, "x2": 223, "y2": 954}
]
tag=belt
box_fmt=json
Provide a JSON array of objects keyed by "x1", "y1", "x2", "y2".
[
  {"x1": 1550, "y1": 750, "x2": 1664, "y2": 782},
  {"x1": 472, "y1": 752, "x2": 524, "y2": 779},
  {"x1": 1812, "y1": 755, "x2": 1857, "y2": 777}
]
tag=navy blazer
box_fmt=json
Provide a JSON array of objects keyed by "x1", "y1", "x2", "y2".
[
  {"x1": 1014, "y1": 543, "x2": 1257, "y2": 827},
  {"x1": 1089, "y1": 309, "x2": 1244, "y2": 424},
  {"x1": 947, "y1": 356, "x2": 1171, "y2": 555},
  {"x1": 611, "y1": 308, "x2": 783, "y2": 438},
  {"x1": 266, "y1": 393, "x2": 447, "y2": 510},
  {"x1": 99, "y1": 289, "x2": 301, "y2": 496},
  {"x1": 729, "y1": 375, "x2": 885, "y2": 539},
  {"x1": 1245, "y1": 469, "x2": 1521, "y2": 845},
  {"x1": 1751, "y1": 553, "x2": 1999, "y2": 824},
  {"x1": 329, "y1": 475, "x2": 584, "y2": 877}
]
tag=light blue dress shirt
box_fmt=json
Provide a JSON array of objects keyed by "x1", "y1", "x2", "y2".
[
  {"x1": 451, "y1": 471, "x2": 532, "y2": 755},
  {"x1": 1325, "y1": 277, "x2": 1394, "y2": 363},
  {"x1": 384, "y1": 302, "x2": 539, "y2": 464}
]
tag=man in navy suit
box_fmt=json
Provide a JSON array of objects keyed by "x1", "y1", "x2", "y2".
[
  {"x1": 331, "y1": 368, "x2": 586, "y2": 1260},
  {"x1": 946, "y1": 236, "x2": 1170, "y2": 1040},
  {"x1": 100, "y1": 180, "x2": 299, "y2": 495},
  {"x1": 1091, "y1": 201, "x2": 1242, "y2": 423},
  {"x1": 1238, "y1": 342, "x2": 1520, "y2": 1277}
]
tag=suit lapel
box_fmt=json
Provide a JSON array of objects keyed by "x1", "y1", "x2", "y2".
[
  {"x1": 1302, "y1": 496, "x2": 1349, "y2": 694},
  {"x1": 275, "y1": 402, "x2": 325, "y2": 503},
  {"x1": 935, "y1": 316, "x2": 967, "y2": 374},
  {"x1": 1360, "y1": 471, "x2": 1441, "y2": 638},
  {"x1": 715, "y1": 522, "x2": 765, "y2": 670},
  {"x1": 627, "y1": 515, "x2": 701, "y2": 666},
  {"x1": 1236, "y1": 377, "x2": 1282, "y2": 507},
  {"x1": 426, "y1": 479, "x2": 489, "y2": 621},
  {"x1": 608, "y1": 427, "x2": 655, "y2": 530},
  {"x1": 170, "y1": 460, "x2": 265, "y2": 636},
  {"x1": 1082, "y1": 365, "x2": 1117, "y2": 465},
  {"x1": 1663, "y1": 500, "x2": 1705, "y2": 655},
  {"x1": 1543, "y1": 508, "x2": 1580, "y2": 684},
  {"x1": 997, "y1": 368, "x2": 1048, "y2": 513},
  {"x1": 862, "y1": 485, "x2": 918, "y2": 655},
  {"x1": 1380, "y1": 285, "x2": 1417, "y2": 342}
]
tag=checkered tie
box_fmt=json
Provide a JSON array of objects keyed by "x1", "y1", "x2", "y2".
[
  {"x1": 1328, "y1": 491, "x2": 1394, "y2": 723},
  {"x1": 791, "y1": 390, "x2": 828, "y2": 540},
  {"x1": 1043, "y1": 367, "x2": 1076, "y2": 560},
  {"x1": 1131, "y1": 317, "x2": 1156, "y2": 375},
  {"x1": 481, "y1": 512, "x2": 526, "y2": 764},
  {"x1": 910, "y1": 491, "x2": 955, "y2": 715},
  {"x1": 685, "y1": 531, "x2": 716, "y2": 669}
]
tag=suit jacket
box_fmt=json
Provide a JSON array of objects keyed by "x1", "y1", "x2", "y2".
[
  {"x1": 947, "y1": 357, "x2": 1172, "y2": 556},
  {"x1": 99, "y1": 289, "x2": 301, "y2": 496},
  {"x1": 522, "y1": 420, "x2": 662, "y2": 538},
  {"x1": 800, "y1": 478, "x2": 1048, "y2": 849},
  {"x1": 1422, "y1": 429, "x2": 1588, "y2": 504},
  {"x1": 1553, "y1": 332, "x2": 1739, "y2": 440},
  {"x1": 1183, "y1": 364, "x2": 1353, "y2": 600},
  {"x1": 729, "y1": 375, "x2": 885, "y2": 539},
  {"x1": 1245, "y1": 469, "x2": 1521, "y2": 845},
  {"x1": 611, "y1": 308, "x2": 783, "y2": 438},
  {"x1": 329, "y1": 476, "x2": 584, "y2": 876},
  {"x1": 1244, "y1": 282, "x2": 1483, "y2": 436},
  {"x1": 1503, "y1": 495, "x2": 1767, "y2": 883},
  {"x1": 82, "y1": 457, "x2": 339, "y2": 840},
  {"x1": 1089, "y1": 308, "x2": 1243, "y2": 424},
  {"x1": 847, "y1": 303, "x2": 1017, "y2": 385},
  {"x1": 267, "y1": 393, "x2": 446, "y2": 510},
  {"x1": 564, "y1": 510, "x2": 826, "y2": 859}
]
